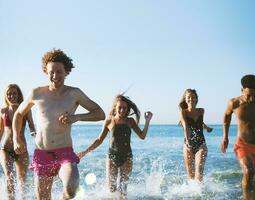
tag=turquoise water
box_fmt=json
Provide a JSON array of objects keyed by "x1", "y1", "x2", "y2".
[{"x1": 0, "y1": 125, "x2": 242, "y2": 199}]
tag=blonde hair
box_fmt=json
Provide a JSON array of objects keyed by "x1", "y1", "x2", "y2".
[
  {"x1": 4, "y1": 84, "x2": 24, "y2": 106},
  {"x1": 109, "y1": 94, "x2": 140, "y2": 123}
]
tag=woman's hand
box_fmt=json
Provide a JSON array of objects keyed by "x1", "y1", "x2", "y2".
[
  {"x1": 206, "y1": 127, "x2": 213, "y2": 133},
  {"x1": 185, "y1": 141, "x2": 192, "y2": 151},
  {"x1": 144, "y1": 111, "x2": 153, "y2": 121},
  {"x1": 77, "y1": 151, "x2": 86, "y2": 159}
]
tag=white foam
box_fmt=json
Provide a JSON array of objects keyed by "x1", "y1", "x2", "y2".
[{"x1": 85, "y1": 173, "x2": 97, "y2": 185}]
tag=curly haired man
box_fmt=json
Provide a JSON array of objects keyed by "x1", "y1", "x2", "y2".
[{"x1": 13, "y1": 49, "x2": 105, "y2": 200}]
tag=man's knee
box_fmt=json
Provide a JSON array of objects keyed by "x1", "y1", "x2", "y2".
[
  {"x1": 243, "y1": 165, "x2": 254, "y2": 179},
  {"x1": 242, "y1": 166, "x2": 255, "y2": 190}
]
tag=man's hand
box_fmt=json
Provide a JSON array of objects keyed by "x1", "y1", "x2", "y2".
[
  {"x1": 59, "y1": 112, "x2": 76, "y2": 125},
  {"x1": 14, "y1": 139, "x2": 27, "y2": 155},
  {"x1": 221, "y1": 138, "x2": 229, "y2": 153}
]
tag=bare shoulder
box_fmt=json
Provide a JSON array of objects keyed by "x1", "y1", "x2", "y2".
[
  {"x1": 67, "y1": 86, "x2": 82, "y2": 93},
  {"x1": 180, "y1": 109, "x2": 187, "y2": 116},
  {"x1": 197, "y1": 108, "x2": 205, "y2": 114},
  {"x1": 127, "y1": 117, "x2": 136, "y2": 127},
  {"x1": 32, "y1": 86, "x2": 49, "y2": 97},
  {"x1": 0, "y1": 107, "x2": 7, "y2": 115},
  {"x1": 228, "y1": 97, "x2": 241, "y2": 110},
  {"x1": 67, "y1": 86, "x2": 90, "y2": 99},
  {"x1": 34, "y1": 85, "x2": 49, "y2": 92},
  {"x1": 105, "y1": 116, "x2": 113, "y2": 126},
  {"x1": 104, "y1": 116, "x2": 114, "y2": 130}
]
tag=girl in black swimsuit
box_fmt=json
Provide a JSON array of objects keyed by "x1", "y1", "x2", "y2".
[
  {"x1": 0, "y1": 84, "x2": 36, "y2": 200},
  {"x1": 78, "y1": 95, "x2": 153, "y2": 198},
  {"x1": 179, "y1": 89, "x2": 213, "y2": 182}
]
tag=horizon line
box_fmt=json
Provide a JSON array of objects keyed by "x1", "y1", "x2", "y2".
[{"x1": 72, "y1": 123, "x2": 236, "y2": 126}]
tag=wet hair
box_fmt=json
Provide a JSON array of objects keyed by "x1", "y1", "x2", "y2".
[
  {"x1": 109, "y1": 94, "x2": 141, "y2": 123},
  {"x1": 241, "y1": 74, "x2": 255, "y2": 89},
  {"x1": 42, "y1": 49, "x2": 74, "y2": 75},
  {"x1": 179, "y1": 89, "x2": 198, "y2": 110},
  {"x1": 4, "y1": 84, "x2": 24, "y2": 106}
]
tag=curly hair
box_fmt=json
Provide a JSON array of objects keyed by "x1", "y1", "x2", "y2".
[
  {"x1": 179, "y1": 89, "x2": 198, "y2": 110},
  {"x1": 109, "y1": 94, "x2": 141, "y2": 123},
  {"x1": 4, "y1": 84, "x2": 24, "y2": 106},
  {"x1": 42, "y1": 49, "x2": 74, "y2": 75}
]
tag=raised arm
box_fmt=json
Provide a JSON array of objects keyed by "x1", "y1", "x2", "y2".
[
  {"x1": 59, "y1": 88, "x2": 105, "y2": 125},
  {"x1": 77, "y1": 118, "x2": 110, "y2": 159},
  {"x1": 13, "y1": 91, "x2": 34, "y2": 154},
  {"x1": 76, "y1": 88, "x2": 105, "y2": 121},
  {"x1": 221, "y1": 99, "x2": 234, "y2": 153},
  {"x1": 131, "y1": 112, "x2": 153, "y2": 140}
]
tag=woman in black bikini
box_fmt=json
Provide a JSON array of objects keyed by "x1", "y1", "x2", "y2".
[
  {"x1": 0, "y1": 84, "x2": 36, "y2": 200},
  {"x1": 78, "y1": 94, "x2": 153, "y2": 199},
  {"x1": 179, "y1": 89, "x2": 213, "y2": 182}
]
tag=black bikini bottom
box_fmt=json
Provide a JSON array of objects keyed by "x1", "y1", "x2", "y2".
[
  {"x1": 184, "y1": 139, "x2": 206, "y2": 154},
  {"x1": 1, "y1": 147, "x2": 20, "y2": 160}
]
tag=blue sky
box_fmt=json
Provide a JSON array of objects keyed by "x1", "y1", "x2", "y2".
[{"x1": 0, "y1": 0, "x2": 254, "y2": 124}]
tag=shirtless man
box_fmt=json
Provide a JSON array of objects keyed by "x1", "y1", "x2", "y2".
[
  {"x1": 12, "y1": 49, "x2": 105, "y2": 200},
  {"x1": 221, "y1": 74, "x2": 255, "y2": 200}
]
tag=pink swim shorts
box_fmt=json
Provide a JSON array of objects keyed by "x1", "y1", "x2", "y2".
[{"x1": 30, "y1": 147, "x2": 80, "y2": 177}]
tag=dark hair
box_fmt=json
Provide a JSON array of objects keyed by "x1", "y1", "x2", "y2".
[
  {"x1": 4, "y1": 84, "x2": 24, "y2": 106},
  {"x1": 109, "y1": 94, "x2": 140, "y2": 123},
  {"x1": 241, "y1": 74, "x2": 255, "y2": 89},
  {"x1": 42, "y1": 49, "x2": 74, "y2": 75},
  {"x1": 179, "y1": 89, "x2": 198, "y2": 110}
]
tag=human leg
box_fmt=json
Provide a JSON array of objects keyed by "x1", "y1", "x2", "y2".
[
  {"x1": 239, "y1": 156, "x2": 255, "y2": 200},
  {"x1": 194, "y1": 144, "x2": 207, "y2": 182},
  {"x1": 106, "y1": 157, "x2": 118, "y2": 193},
  {"x1": 15, "y1": 152, "x2": 29, "y2": 199},
  {"x1": 58, "y1": 163, "x2": 79, "y2": 200},
  {"x1": 183, "y1": 145, "x2": 195, "y2": 179},
  {"x1": 119, "y1": 157, "x2": 133, "y2": 198},
  {"x1": 0, "y1": 150, "x2": 15, "y2": 200},
  {"x1": 34, "y1": 175, "x2": 54, "y2": 200}
]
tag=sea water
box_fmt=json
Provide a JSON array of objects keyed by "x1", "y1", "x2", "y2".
[{"x1": 0, "y1": 125, "x2": 242, "y2": 199}]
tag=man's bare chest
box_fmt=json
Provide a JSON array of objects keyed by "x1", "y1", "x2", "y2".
[
  {"x1": 235, "y1": 104, "x2": 255, "y2": 123},
  {"x1": 35, "y1": 95, "x2": 77, "y2": 113}
]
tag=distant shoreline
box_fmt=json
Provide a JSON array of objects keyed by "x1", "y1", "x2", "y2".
[{"x1": 73, "y1": 123, "x2": 237, "y2": 126}]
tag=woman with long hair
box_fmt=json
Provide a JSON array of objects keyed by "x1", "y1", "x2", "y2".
[
  {"x1": 0, "y1": 84, "x2": 35, "y2": 200},
  {"x1": 78, "y1": 94, "x2": 153, "y2": 199},
  {"x1": 179, "y1": 89, "x2": 212, "y2": 182}
]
